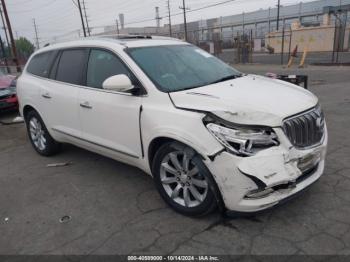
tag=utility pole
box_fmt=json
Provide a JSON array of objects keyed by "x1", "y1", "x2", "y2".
[
  {"x1": 115, "y1": 19, "x2": 120, "y2": 35},
  {"x1": 0, "y1": 6, "x2": 10, "y2": 52},
  {"x1": 281, "y1": 19, "x2": 285, "y2": 65},
  {"x1": 0, "y1": 0, "x2": 21, "y2": 72},
  {"x1": 82, "y1": 0, "x2": 90, "y2": 36},
  {"x1": 276, "y1": 0, "x2": 281, "y2": 31},
  {"x1": 167, "y1": 0, "x2": 172, "y2": 37},
  {"x1": 155, "y1": 7, "x2": 161, "y2": 28},
  {"x1": 77, "y1": 0, "x2": 87, "y2": 37},
  {"x1": 179, "y1": 0, "x2": 189, "y2": 41},
  {"x1": 33, "y1": 18, "x2": 40, "y2": 49}
]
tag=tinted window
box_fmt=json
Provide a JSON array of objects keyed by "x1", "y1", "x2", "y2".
[
  {"x1": 27, "y1": 51, "x2": 56, "y2": 77},
  {"x1": 56, "y1": 49, "x2": 87, "y2": 85},
  {"x1": 86, "y1": 49, "x2": 131, "y2": 89}
]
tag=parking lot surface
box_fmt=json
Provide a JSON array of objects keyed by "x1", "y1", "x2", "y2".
[{"x1": 1, "y1": 65, "x2": 350, "y2": 256}]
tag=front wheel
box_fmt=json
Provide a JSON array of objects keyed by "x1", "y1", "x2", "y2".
[{"x1": 152, "y1": 142, "x2": 218, "y2": 216}]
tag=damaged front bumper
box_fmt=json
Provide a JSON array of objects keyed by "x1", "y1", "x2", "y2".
[{"x1": 204, "y1": 125, "x2": 328, "y2": 213}]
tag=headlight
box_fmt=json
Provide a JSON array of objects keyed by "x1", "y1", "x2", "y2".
[{"x1": 205, "y1": 116, "x2": 279, "y2": 157}]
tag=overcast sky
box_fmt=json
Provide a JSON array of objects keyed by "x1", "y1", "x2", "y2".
[{"x1": 4, "y1": 0, "x2": 318, "y2": 46}]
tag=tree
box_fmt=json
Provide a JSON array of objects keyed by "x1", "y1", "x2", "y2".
[{"x1": 14, "y1": 37, "x2": 35, "y2": 59}]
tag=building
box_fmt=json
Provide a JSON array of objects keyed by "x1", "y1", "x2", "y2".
[{"x1": 102, "y1": 0, "x2": 350, "y2": 52}]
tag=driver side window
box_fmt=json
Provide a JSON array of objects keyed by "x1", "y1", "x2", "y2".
[{"x1": 86, "y1": 49, "x2": 131, "y2": 89}]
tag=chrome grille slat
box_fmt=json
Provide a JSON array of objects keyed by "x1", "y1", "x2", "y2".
[{"x1": 283, "y1": 107, "x2": 325, "y2": 148}]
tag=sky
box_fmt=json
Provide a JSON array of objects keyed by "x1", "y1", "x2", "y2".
[{"x1": 4, "y1": 0, "x2": 319, "y2": 46}]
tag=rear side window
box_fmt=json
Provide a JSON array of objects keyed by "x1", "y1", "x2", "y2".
[
  {"x1": 55, "y1": 49, "x2": 87, "y2": 85},
  {"x1": 86, "y1": 49, "x2": 131, "y2": 89},
  {"x1": 27, "y1": 51, "x2": 56, "y2": 78}
]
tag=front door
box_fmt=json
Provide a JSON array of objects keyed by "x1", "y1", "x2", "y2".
[{"x1": 79, "y1": 48, "x2": 143, "y2": 159}]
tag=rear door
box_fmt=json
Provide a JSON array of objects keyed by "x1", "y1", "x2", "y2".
[
  {"x1": 42, "y1": 48, "x2": 89, "y2": 138},
  {"x1": 78, "y1": 48, "x2": 143, "y2": 159}
]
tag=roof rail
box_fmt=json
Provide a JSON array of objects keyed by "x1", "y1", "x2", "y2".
[{"x1": 88, "y1": 34, "x2": 182, "y2": 42}]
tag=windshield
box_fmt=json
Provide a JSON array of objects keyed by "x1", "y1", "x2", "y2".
[{"x1": 127, "y1": 45, "x2": 241, "y2": 92}]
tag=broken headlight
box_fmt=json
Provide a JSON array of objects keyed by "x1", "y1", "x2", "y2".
[{"x1": 204, "y1": 115, "x2": 279, "y2": 157}]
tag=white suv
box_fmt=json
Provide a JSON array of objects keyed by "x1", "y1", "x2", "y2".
[{"x1": 17, "y1": 36, "x2": 327, "y2": 216}]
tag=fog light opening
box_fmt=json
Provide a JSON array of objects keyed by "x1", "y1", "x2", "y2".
[{"x1": 245, "y1": 188, "x2": 274, "y2": 199}]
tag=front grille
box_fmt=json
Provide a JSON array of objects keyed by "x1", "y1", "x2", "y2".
[{"x1": 282, "y1": 106, "x2": 325, "y2": 148}]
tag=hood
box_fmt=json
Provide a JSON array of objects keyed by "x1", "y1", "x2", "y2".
[
  {"x1": 169, "y1": 74, "x2": 318, "y2": 127},
  {"x1": 0, "y1": 75, "x2": 16, "y2": 89}
]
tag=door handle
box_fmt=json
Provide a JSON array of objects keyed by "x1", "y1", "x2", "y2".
[
  {"x1": 42, "y1": 92, "x2": 51, "y2": 99},
  {"x1": 80, "y1": 101, "x2": 93, "y2": 109}
]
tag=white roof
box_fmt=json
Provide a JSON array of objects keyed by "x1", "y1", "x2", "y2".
[{"x1": 37, "y1": 36, "x2": 189, "y2": 54}]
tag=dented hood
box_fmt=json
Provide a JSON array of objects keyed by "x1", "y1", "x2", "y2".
[{"x1": 170, "y1": 75, "x2": 318, "y2": 127}]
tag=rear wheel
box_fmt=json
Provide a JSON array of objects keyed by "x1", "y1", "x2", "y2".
[
  {"x1": 152, "y1": 142, "x2": 218, "y2": 216},
  {"x1": 25, "y1": 110, "x2": 61, "y2": 156}
]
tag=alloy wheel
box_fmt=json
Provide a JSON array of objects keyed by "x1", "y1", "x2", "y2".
[
  {"x1": 29, "y1": 117, "x2": 47, "y2": 151},
  {"x1": 160, "y1": 151, "x2": 208, "y2": 208}
]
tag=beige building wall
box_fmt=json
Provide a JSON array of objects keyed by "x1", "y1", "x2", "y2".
[{"x1": 266, "y1": 26, "x2": 339, "y2": 53}]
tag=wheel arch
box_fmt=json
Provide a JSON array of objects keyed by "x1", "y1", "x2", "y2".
[
  {"x1": 147, "y1": 136, "x2": 207, "y2": 174},
  {"x1": 23, "y1": 104, "x2": 39, "y2": 120}
]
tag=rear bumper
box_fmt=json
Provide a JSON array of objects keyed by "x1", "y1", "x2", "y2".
[{"x1": 204, "y1": 125, "x2": 328, "y2": 213}]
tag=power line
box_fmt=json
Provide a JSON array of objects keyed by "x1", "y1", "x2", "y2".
[
  {"x1": 92, "y1": 0, "x2": 236, "y2": 29},
  {"x1": 71, "y1": 0, "x2": 78, "y2": 8}
]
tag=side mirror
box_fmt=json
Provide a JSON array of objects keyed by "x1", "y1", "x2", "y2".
[{"x1": 102, "y1": 74, "x2": 135, "y2": 93}]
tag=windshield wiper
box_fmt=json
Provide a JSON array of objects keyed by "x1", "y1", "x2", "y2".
[{"x1": 211, "y1": 74, "x2": 241, "y2": 84}]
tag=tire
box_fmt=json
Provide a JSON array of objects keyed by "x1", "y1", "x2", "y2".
[
  {"x1": 25, "y1": 110, "x2": 61, "y2": 156},
  {"x1": 152, "y1": 142, "x2": 219, "y2": 217}
]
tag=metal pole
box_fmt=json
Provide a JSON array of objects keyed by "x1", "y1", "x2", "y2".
[
  {"x1": 77, "y1": 0, "x2": 86, "y2": 37},
  {"x1": 281, "y1": 20, "x2": 285, "y2": 65},
  {"x1": 115, "y1": 19, "x2": 120, "y2": 35},
  {"x1": 167, "y1": 0, "x2": 172, "y2": 37},
  {"x1": 277, "y1": 0, "x2": 281, "y2": 31},
  {"x1": 0, "y1": 0, "x2": 21, "y2": 72},
  {"x1": 180, "y1": 0, "x2": 188, "y2": 41},
  {"x1": 268, "y1": 7, "x2": 271, "y2": 33},
  {"x1": 288, "y1": 27, "x2": 292, "y2": 60},
  {"x1": 82, "y1": 0, "x2": 90, "y2": 36},
  {"x1": 33, "y1": 18, "x2": 39, "y2": 49}
]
